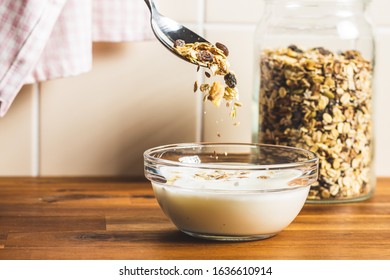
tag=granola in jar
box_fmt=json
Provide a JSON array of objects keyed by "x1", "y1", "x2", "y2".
[{"x1": 258, "y1": 45, "x2": 374, "y2": 202}]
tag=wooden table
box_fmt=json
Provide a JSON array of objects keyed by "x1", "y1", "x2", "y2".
[{"x1": 0, "y1": 177, "x2": 389, "y2": 260}]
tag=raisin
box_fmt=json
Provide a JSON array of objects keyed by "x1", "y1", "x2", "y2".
[
  {"x1": 291, "y1": 110, "x2": 303, "y2": 128},
  {"x1": 288, "y1": 44, "x2": 303, "y2": 53},
  {"x1": 205, "y1": 72, "x2": 211, "y2": 78},
  {"x1": 197, "y1": 50, "x2": 214, "y2": 62},
  {"x1": 313, "y1": 47, "x2": 332, "y2": 56},
  {"x1": 315, "y1": 110, "x2": 324, "y2": 121},
  {"x1": 224, "y1": 72, "x2": 237, "y2": 88},
  {"x1": 215, "y1": 42, "x2": 229, "y2": 56},
  {"x1": 174, "y1": 39, "x2": 185, "y2": 48},
  {"x1": 343, "y1": 50, "x2": 357, "y2": 60}
]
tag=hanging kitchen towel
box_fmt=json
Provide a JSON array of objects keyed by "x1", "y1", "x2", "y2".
[
  {"x1": 0, "y1": 0, "x2": 66, "y2": 117},
  {"x1": 0, "y1": 0, "x2": 153, "y2": 117},
  {"x1": 92, "y1": 0, "x2": 153, "y2": 42},
  {"x1": 23, "y1": 0, "x2": 92, "y2": 84}
]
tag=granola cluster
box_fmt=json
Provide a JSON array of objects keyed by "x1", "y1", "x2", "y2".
[
  {"x1": 258, "y1": 45, "x2": 374, "y2": 201},
  {"x1": 174, "y1": 40, "x2": 241, "y2": 118}
]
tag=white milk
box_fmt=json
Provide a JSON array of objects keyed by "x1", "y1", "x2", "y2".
[{"x1": 152, "y1": 167, "x2": 309, "y2": 237}]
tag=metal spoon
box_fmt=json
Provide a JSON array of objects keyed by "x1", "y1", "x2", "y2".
[{"x1": 144, "y1": 0, "x2": 210, "y2": 65}]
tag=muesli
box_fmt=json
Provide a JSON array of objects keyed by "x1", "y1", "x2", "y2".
[
  {"x1": 258, "y1": 45, "x2": 373, "y2": 201},
  {"x1": 174, "y1": 40, "x2": 241, "y2": 118}
]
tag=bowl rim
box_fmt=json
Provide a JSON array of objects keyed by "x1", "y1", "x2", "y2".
[
  {"x1": 144, "y1": 142, "x2": 319, "y2": 170},
  {"x1": 144, "y1": 143, "x2": 319, "y2": 193}
]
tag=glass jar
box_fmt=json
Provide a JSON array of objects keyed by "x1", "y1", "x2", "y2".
[{"x1": 253, "y1": 0, "x2": 375, "y2": 203}]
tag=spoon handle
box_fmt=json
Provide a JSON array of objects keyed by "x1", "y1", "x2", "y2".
[{"x1": 144, "y1": 0, "x2": 156, "y2": 12}]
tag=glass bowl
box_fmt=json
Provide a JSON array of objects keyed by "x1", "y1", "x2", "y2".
[{"x1": 144, "y1": 143, "x2": 318, "y2": 241}]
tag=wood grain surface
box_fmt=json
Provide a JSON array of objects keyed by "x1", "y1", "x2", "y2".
[{"x1": 0, "y1": 177, "x2": 389, "y2": 260}]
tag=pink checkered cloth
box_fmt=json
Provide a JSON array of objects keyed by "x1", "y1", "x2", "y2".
[{"x1": 0, "y1": 0, "x2": 153, "y2": 117}]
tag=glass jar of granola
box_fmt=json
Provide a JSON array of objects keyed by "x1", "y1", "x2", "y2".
[{"x1": 253, "y1": 0, "x2": 375, "y2": 203}]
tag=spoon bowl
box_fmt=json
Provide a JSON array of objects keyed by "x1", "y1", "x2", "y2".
[{"x1": 144, "y1": 0, "x2": 210, "y2": 65}]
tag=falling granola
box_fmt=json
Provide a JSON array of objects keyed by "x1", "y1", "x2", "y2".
[
  {"x1": 258, "y1": 45, "x2": 374, "y2": 201},
  {"x1": 174, "y1": 40, "x2": 241, "y2": 118}
]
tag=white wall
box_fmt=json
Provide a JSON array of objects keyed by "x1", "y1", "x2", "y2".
[{"x1": 0, "y1": 0, "x2": 389, "y2": 177}]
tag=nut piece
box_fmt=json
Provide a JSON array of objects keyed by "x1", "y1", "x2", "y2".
[
  {"x1": 208, "y1": 81, "x2": 225, "y2": 107},
  {"x1": 258, "y1": 46, "x2": 373, "y2": 201}
]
